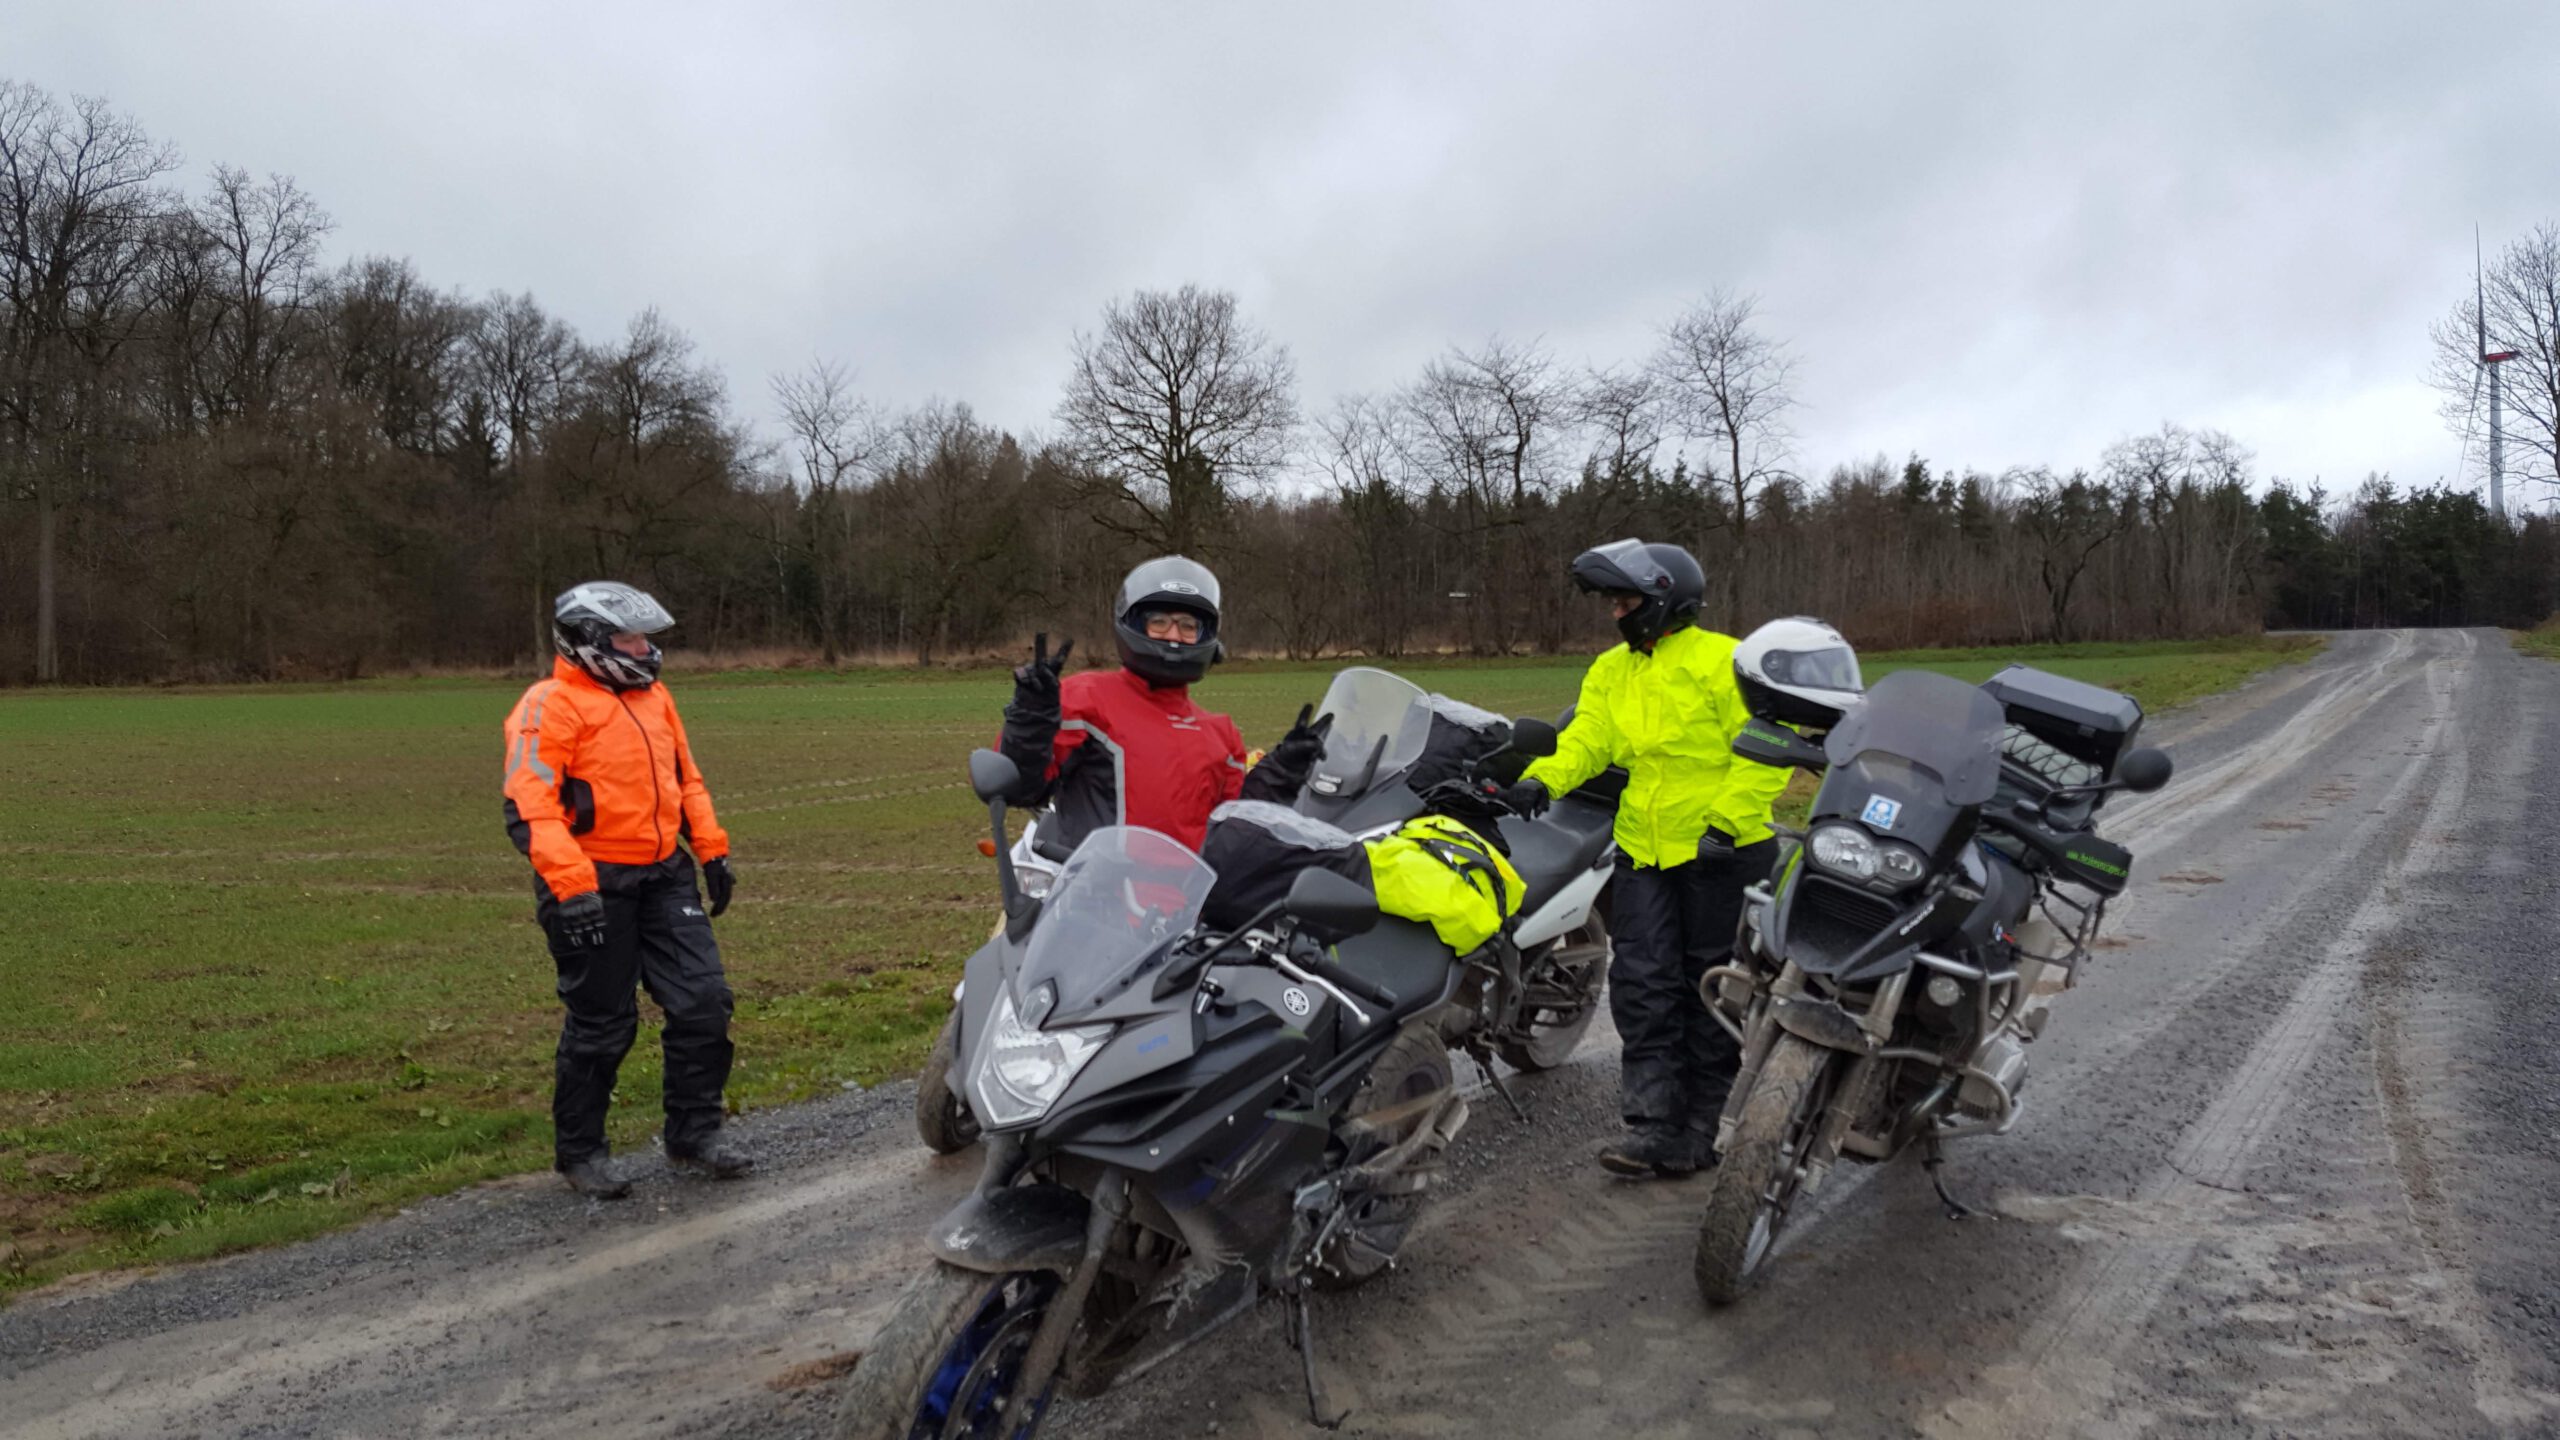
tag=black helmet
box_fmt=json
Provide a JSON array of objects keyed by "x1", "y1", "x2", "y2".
[
  {"x1": 554, "y1": 581, "x2": 675, "y2": 690},
  {"x1": 1112, "y1": 555, "x2": 1222, "y2": 688},
  {"x1": 1735, "y1": 616, "x2": 1863, "y2": 730},
  {"x1": 1570, "y1": 538, "x2": 1704, "y2": 650}
]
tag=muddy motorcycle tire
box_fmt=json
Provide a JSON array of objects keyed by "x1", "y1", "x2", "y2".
[
  {"x1": 914, "y1": 1009, "x2": 980, "y2": 1154},
  {"x1": 833, "y1": 1261, "x2": 1056, "y2": 1440},
  {"x1": 1313, "y1": 1019, "x2": 1457, "y2": 1291},
  {"x1": 1692, "y1": 1033, "x2": 1833, "y2": 1306},
  {"x1": 1496, "y1": 911, "x2": 1611, "y2": 1073}
]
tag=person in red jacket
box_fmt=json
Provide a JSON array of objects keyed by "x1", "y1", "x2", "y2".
[
  {"x1": 998, "y1": 556, "x2": 1326, "y2": 853},
  {"x1": 502, "y1": 582, "x2": 749, "y2": 1198}
]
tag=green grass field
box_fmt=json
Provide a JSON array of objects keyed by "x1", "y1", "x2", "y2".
[
  {"x1": 2514, "y1": 620, "x2": 2560, "y2": 662},
  {"x1": 0, "y1": 634, "x2": 2318, "y2": 1294}
]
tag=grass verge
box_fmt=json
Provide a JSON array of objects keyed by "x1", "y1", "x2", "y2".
[{"x1": 0, "y1": 633, "x2": 2319, "y2": 1296}]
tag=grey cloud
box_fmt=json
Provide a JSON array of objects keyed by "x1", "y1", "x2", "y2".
[{"x1": 12, "y1": 0, "x2": 2555, "y2": 496}]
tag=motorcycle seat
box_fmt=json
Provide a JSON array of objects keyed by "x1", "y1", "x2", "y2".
[
  {"x1": 1329, "y1": 915, "x2": 1459, "y2": 1023},
  {"x1": 1498, "y1": 800, "x2": 1616, "y2": 920}
]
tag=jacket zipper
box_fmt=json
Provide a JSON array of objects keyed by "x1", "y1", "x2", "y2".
[{"x1": 621, "y1": 694, "x2": 666, "y2": 858}]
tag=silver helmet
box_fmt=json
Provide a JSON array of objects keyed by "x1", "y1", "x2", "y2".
[
  {"x1": 1112, "y1": 556, "x2": 1222, "y2": 687},
  {"x1": 554, "y1": 581, "x2": 675, "y2": 690}
]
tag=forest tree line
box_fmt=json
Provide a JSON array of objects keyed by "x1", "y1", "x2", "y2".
[{"x1": 5, "y1": 80, "x2": 2554, "y2": 685}]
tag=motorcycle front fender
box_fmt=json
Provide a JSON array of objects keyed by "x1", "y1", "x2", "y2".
[{"x1": 929, "y1": 1181, "x2": 1092, "y2": 1276}]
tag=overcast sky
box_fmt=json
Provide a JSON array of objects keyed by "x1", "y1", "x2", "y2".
[{"x1": 11, "y1": 2, "x2": 2556, "y2": 499}]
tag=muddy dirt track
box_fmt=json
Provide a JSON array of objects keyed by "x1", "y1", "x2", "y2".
[{"x1": 6, "y1": 628, "x2": 2557, "y2": 1439}]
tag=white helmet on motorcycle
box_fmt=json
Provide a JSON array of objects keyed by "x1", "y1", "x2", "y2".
[{"x1": 1735, "y1": 617, "x2": 1862, "y2": 730}]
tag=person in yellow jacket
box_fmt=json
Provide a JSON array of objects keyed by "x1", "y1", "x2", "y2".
[
  {"x1": 1499, "y1": 540, "x2": 1789, "y2": 1178},
  {"x1": 502, "y1": 582, "x2": 749, "y2": 1198}
]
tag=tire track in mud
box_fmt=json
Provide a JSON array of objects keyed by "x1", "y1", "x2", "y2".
[
  {"x1": 1081, "y1": 632, "x2": 2441, "y2": 1439},
  {"x1": 1922, "y1": 632, "x2": 2516, "y2": 1439}
]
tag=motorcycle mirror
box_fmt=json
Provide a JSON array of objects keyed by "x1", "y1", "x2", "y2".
[
  {"x1": 2116, "y1": 746, "x2": 2173, "y2": 794},
  {"x1": 1283, "y1": 867, "x2": 1380, "y2": 939},
  {"x1": 968, "y1": 748, "x2": 1021, "y2": 804},
  {"x1": 1508, "y1": 717, "x2": 1559, "y2": 758},
  {"x1": 1731, "y1": 721, "x2": 1827, "y2": 771}
]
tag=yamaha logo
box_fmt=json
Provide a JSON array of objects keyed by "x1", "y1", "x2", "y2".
[{"x1": 1281, "y1": 987, "x2": 1312, "y2": 1017}]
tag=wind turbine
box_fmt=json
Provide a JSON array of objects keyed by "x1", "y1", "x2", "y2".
[{"x1": 2472, "y1": 229, "x2": 2521, "y2": 519}]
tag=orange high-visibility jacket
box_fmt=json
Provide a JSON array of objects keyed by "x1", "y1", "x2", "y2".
[{"x1": 502, "y1": 658, "x2": 730, "y2": 901}]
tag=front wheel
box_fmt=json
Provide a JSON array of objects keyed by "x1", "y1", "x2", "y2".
[
  {"x1": 1692, "y1": 1034, "x2": 1834, "y2": 1306},
  {"x1": 833, "y1": 1262, "x2": 1057, "y2": 1440},
  {"x1": 1496, "y1": 911, "x2": 1611, "y2": 1072},
  {"x1": 1314, "y1": 1020, "x2": 1456, "y2": 1290},
  {"x1": 914, "y1": 1010, "x2": 980, "y2": 1154}
]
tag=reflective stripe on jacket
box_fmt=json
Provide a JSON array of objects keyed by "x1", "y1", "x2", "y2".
[
  {"x1": 502, "y1": 658, "x2": 730, "y2": 901},
  {"x1": 1523, "y1": 625, "x2": 1790, "y2": 865}
]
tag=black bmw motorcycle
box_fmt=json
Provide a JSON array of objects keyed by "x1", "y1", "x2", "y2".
[
  {"x1": 835, "y1": 710, "x2": 1574, "y2": 1438},
  {"x1": 1689, "y1": 665, "x2": 2172, "y2": 1304}
]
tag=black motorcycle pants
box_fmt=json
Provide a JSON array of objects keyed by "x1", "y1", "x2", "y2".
[
  {"x1": 1607, "y1": 840, "x2": 1777, "y2": 1137},
  {"x1": 535, "y1": 852, "x2": 735, "y2": 1167}
]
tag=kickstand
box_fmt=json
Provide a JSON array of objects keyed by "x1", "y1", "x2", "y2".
[
  {"x1": 1922, "y1": 1137, "x2": 1981, "y2": 1221},
  {"x1": 1474, "y1": 1047, "x2": 1528, "y2": 1121},
  {"x1": 1286, "y1": 1280, "x2": 1348, "y2": 1430}
]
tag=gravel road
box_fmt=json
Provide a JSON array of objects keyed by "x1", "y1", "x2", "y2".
[{"x1": 6, "y1": 628, "x2": 2555, "y2": 1439}]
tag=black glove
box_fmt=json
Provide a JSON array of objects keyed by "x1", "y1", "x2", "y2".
[
  {"x1": 701, "y1": 856, "x2": 734, "y2": 918},
  {"x1": 549, "y1": 891, "x2": 608, "y2": 950},
  {"x1": 1260, "y1": 704, "x2": 1332, "y2": 785},
  {"x1": 1499, "y1": 777, "x2": 1551, "y2": 819},
  {"x1": 1010, "y1": 633, "x2": 1073, "y2": 715},
  {"x1": 1697, "y1": 827, "x2": 1737, "y2": 864}
]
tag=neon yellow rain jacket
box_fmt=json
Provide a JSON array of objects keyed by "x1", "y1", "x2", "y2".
[{"x1": 1524, "y1": 625, "x2": 1791, "y2": 867}]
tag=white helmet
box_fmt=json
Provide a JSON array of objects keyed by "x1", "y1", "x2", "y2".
[{"x1": 1735, "y1": 617, "x2": 1862, "y2": 729}]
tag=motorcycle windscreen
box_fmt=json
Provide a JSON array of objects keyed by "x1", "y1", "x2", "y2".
[
  {"x1": 1305, "y1": 667, "x2": 1432, "y2": 801},
  {"x1": 1016, "y1": 825, "x2": 1216, "y2": 1025},
  {"x1": 1822, "y1": 670, "x2": 2008, "y2": 807}
]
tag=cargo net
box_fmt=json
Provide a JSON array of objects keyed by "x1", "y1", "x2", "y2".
[{"x1": 2001, "y1": 724, "x2": 2101, "y2": 789}]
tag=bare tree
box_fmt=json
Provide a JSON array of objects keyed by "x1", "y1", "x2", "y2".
[
  {"x1": 2430, "y1": 221, "x2": 2560, "y2": 500},
  {"x1": 466, "y1": 291, "x2": 580, "y2": 654},
  {"x1": 1056, "y1": 284, "x2": 1297, "y2": 555},
  {"x1": 192, "y1": 164, "x2": 331, "y2": 420},
  {"x1": 1651, "y1": 290, "x2": 1797, "y2": 618},
  {"x1": 2016, "y1": 466, "x2": 2134, "y2": 642},
  {"x1": 771, "y1": 358, "x2": 875, "y2": 663},
  {"x1": 1402, "y1": 336, "x2": 1574, "y2": 509},
  {"x1": 0, "y1": 81, "x2": 180, "y2": 681},
  {"x1": 1576, "y1": 363, "x2": 1663, "y2": 487}
]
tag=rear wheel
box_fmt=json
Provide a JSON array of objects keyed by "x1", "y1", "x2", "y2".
[
  {"x1": 914, "y1": 1010, "x2": 980, "y2": 1154},
  {"x1": 1315, "y1": 1021, "x2": 1455, "y2": 1290},
  {"x1": 1496, "y1": 912, "x2": 1610, "y2": 1072},
  {"x1": 833, "y1": 1262, "x2": 1056, "y2": 1440},
  {"x1": 1692, "y1": 1034, "x2": 1834, "y2": 1306}
]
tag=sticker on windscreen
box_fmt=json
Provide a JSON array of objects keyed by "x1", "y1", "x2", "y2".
[{"x1": 1861, "y1": 795, "x2": 1902, "y2": 830}]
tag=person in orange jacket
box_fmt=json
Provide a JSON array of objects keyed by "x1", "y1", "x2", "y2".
[{"x1": 502, "y1": 582, "x2": 748, "y2": 1198}]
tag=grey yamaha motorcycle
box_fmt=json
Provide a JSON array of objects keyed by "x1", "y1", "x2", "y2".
[
  {"x1": 836, "y1": 722, "x2": 1560, "y2": 1438},
  {"x1": 1690, "y1": 665, "x2": 2172, "y2": 1304},
  {"x1": 912, "y1": 665, "x2": 1616, "y2": 1154}
]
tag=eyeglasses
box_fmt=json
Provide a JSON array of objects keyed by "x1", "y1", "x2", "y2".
[{"x1": 1141, "y1": 611, "x2": 1203, "y2": 642}]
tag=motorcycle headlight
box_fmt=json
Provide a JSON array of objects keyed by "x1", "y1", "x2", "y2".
[
  {"x1": 1017, "y1": 865, "x2": 1055, "y2": 900},
  {"x1": 1810, "y1": 823, "x2": 1930, "y2": 891},
  {"x1": 968, "y1": 984, "x2": 1112, "y2": 1129},
  {"x1": 1876, "y1": 843, "x2": 1929, "y2": 887},
  {"x1": 1808, "y1": 824, "x2": 1880, "y2": 881}
]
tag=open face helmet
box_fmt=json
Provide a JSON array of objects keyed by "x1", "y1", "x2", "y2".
[
  {"x1": 554, "y1": 581, "x2": 675, "y2": 691},
  {"x1": 1735, "y1": 616, "x2": 1863, "y2": 730},
  {"x1": 1570, "y1": 538, "x2": 1705, "y2": 650},
  {"x1": 1112, "y1": 556, "x2": 1222, "y2": 687}
]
